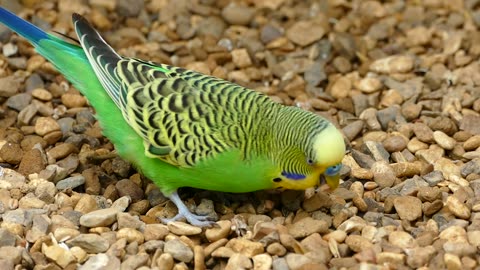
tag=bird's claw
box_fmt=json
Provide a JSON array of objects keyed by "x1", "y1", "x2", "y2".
[
  {"x1": 161, "y1": 191, "x2": 217, "y2": 227},
  {"x1": 161, "y1": 212, "x2": 215, "y2": 227}
]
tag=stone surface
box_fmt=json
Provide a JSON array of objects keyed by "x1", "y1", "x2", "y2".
[
  {"x1": 394, "y1": 196, "x2": 422, "y2": 221},
  {"x1": 79, "y1": 208, "x2": 119, "y2": 227},
  {"x1": 163, "y1": 239, "x2": 193, "y2": 263}
]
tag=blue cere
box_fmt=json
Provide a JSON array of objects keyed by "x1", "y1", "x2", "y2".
[
  {"x1": 325, "y1": 164, "x2": 342, "y2": 176},
  {"x1": 281, "y1": 171, "x2": 306, "y2": 180}
]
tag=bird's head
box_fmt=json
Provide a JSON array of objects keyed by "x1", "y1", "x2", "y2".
[
  {"x1": 310, "y1": 124, "x2": 346, "y2": 189},
  {"x1": 271, "y1": 119, "x2": 346, "y2": 191}
]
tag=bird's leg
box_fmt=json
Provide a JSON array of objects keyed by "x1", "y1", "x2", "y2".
[{"x1": 160, "y1": 191, "x2": 215, "y2": 227}]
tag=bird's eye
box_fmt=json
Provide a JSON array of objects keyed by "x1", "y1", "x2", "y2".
[
  {"x1": 325, "y1": 164, "x2": 342, "y2": 176},
  {"x1": 306, "y1": 158, "x2": 314, "y2": 165}
]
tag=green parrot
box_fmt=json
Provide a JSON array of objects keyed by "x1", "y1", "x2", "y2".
[{"x1": 0, "y1": 8, "x2": 346, "y2": 226}]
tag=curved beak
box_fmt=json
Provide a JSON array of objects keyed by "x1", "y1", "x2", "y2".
[{"x1": 325, "y1": 173, "x2": 340, "y2": 189}]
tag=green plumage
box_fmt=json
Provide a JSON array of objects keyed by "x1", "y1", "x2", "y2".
[{"x1": 0, "y1": 8, "x2": 346, "y2": 226}]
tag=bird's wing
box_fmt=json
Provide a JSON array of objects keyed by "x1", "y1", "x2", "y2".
[{"x1": 73, "y1": 14, "x2": 266, "y2": 167}]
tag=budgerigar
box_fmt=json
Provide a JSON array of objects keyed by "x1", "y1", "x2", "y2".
[{"x1": 0, "y1": 8, "x2": 346, "y2": 226}]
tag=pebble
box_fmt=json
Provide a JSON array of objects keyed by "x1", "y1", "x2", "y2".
[
  {"x1": 383, "y1": 135, "x2": 408, "y2": 152},
  {"x1": 53, "y1": 228, "x2": 80, "y2": 242},
  {"x1": 0, "y1": 259, "x2": 13, "y2": 270},
  {"x1": 371, "y1": 161, "x2": 396, "y2": 188},
  {"x1": 31, "y1": 88, "x2": 52, "y2": 101},
  {"x1": 111, "y1": 196, "x2": 131, "y2": 212},
  {"x1": 67, "y1": 234, "x2": 110, "y2": 253},
  {"x1": 47, "y1": 143, "x2": 77, "y2": 160},
  {"x1": 231, "y1": 48, "x2": 252, "y2": 68},
  {"x1": 167, "y1": 221, "x2": 202, "y2": 236},
  {"x1": 433, "y1": 131, "x2": 456, "y2": 150},
  {"x1": 143, "y1": 224, "x2": 169, "y2": 241},
  {"x1": 19, "y1": 195, "x2": 45, "y2": 209},
  {"x1": 120, "y1": 252, "x2": 149, "y2": 270},
  {"x1": 328, "y1": 76, "x2": 351, "y2": 99},
  {"x1": 0, "y1": 143, "x2": 23, "y2": 165},
  {"x1": 377, "y1": 252, "x2": 405, "y2": 265},
  {"x1": 416, "y1": 145, "x2": 445, "y2": 164},
  {"x1": 211, "y1": 246, "x2": 235, "y2": 258},
  {"x1": 266, "y1": 242, "x2": 287, "y2": 256},
  {"x1": 164, "y1": 239, "x2": 193, "y2": 263},
  {"x1": 6, "y1": 93, "x2": 31, "y2": 111},
  {"x1": 407, "y1": 138, "x2": 429, "y2": 153},
  {"x1": 0, "y1": 247, "x2": 21, "y2": 265},
  {"x1": 34, "y1": 117, "x2": 61, "y2": 136},
  {"x1": 369, "y1": 55, "x2": 414, "y2": 74},
  {"x1": 393, "y1": 196, "x2": 422, "y2": 221},
  {"x1": 355, "y1": 77, "x2": 383, "y2": 93},
  {"x1": 388, "y1": 231, "x2": 416, "y2": 249},
  {"x1": 18, "y1": 104, "x2": 38, "y2": 125},
  {"x1": 405, "y1": 246, "x2": 436, "y2": 268},
  {"x1": 390, "y1": 162, "x2": 421, "y2": 178},
  {"x1": 0, "y1": 76, "x2": 21, "y2": 97},
  {"x1": 74, "y1": 194, "x2": 98, "y2": 214},
  {"x1": 61, "y1": 93, "x2": 87, "y2": 108},
  {"x1": 459, "y1": 115, "x2": 480, "y2": 135},
  {"x1": 221, "y1": 3, "x2": 255, "y2": 26},
  {"x1": 79, "y1": 254, "x2": 120, "y2": 270},
  {"x1": 43, "y1": 244, "x2": 76, "y2": 268},
  {"x1": 226, "y1": 238, "x2": 264, "y2": 258},
  {"x1": 286, "y1": 20, "x2": 325, "y2": 47},
  {"x1": 302, "y1": 191, "x2": 332, "y2": 212},
  {"x1": 226, "y1": 253, "x2": 252, "y2": 270},
  {"x1": 402, "y1": 103, "x2": 422, "y2": 121},
  {"x1": 345, "y1": 235, "x2": 373, "y2": 252},
  {"x1": 253, "y1": 254, "x2": 272, "y2": 270},
  {"x1": 116, "y1": 228, "x2": 144, "y2": 244},
  {"x1": 463, "y1": 135, "x2": 480, "y2": 151},
  {"x1": 117, "y1": 212, "x2": 143, "y2": 230},
  {"x1": 205, "y1": 220, "x2": 231, "y2": 242},
  {"x1": 79, "y1": 208, "x2": 119, "y2": 227},
  {"x1": 56, "y1": 175, "x2": 85, "y2": 190},
  {"x1": 115, "y1": 179, "x2": 143, "y2": 203},
  {"x1": 156, "y1": 253, "x2": 174, "y2": 270},
  {"x1": 0, "y1": 229, "x2": 15, "y2": 247},
  {"x1": 342, "y1": 120, "x2": 364, "y2": 141},
  {"x1": 285, "y1": 253, "x2": 313, "y2": 270},
  {"x1": 287, "y1": 217, "x2": 329, "y2": 238},
  {"x1": 417, "y1": 186, "x2": 441, "y2": 202},
  {"x1": 446, "y1": 196, "x2": 471, "y2": 219}
]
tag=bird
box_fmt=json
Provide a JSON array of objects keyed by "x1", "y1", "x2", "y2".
[{"x1": 0, "y1": 7, "x2": 346, "y2": 226}]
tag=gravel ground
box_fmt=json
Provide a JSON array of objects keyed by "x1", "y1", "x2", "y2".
[{"x1": 0, "y1": 0, "x2": 480, "y2": 269}]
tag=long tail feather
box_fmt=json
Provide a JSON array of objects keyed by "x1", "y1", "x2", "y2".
[{"x1": 0, "y1": 8, "x2": 48, "y2": 45}]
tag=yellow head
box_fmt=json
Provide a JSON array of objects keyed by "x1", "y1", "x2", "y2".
[
  {"x1": 311, "y1": 124, "x2": 346, "y2": 189},
  {"x1": 271, "y1": 122, "x2": 346, "y2": 190}
]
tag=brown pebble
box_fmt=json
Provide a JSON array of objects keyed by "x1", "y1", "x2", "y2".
[
  {"x1": 412, "y1": 123, "x2": 434, "y2": 143},
  {"x1": 205, "y1": 220, "x2": 231, "y2": 242},
  {"x1": 266, "y1": 242, "x2": 286, "y2": 256},
  {"x1": 287, "y1": 217, "x2": 329, "y2": 239},
  {"x1": 225, "y1": 238, "x2": 264, "y2": 258},
  {"x1": 61, "y1": 94, "x2": 87, "y2": 108},
  {"x1": 115, "y1": 179, "x2": 144, "y2": 203},
  {"x1": 345, "y1": 235, "x2": 373, "y2": 252},
  {"x1": 0, "y1": 143, "x2": 24, "y2": 165},
  {"x1": 463, "y1": 135, "x2": 480, "y2": 151},
  {"x1": 204, "y1": 239, "x2": 229, "y2": 257},
  {"x1": 34, "y1": 117, "x2": 61, "y2": 136},
  {"x1": 31, "y1": 88, "x2": 52, "y2": 101},
  {"x1": 383, "y1": 135, "x2": 408, "y2": 152},
  {"x1": 446, "y1": 196, "x2": 471, "y2": 219},
  {"x1": 393, "y1": 196, "x2": 422, "y2": 221},
  {"x1": 47, "y1": 143, "x2": 77, "y2": 160}
]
